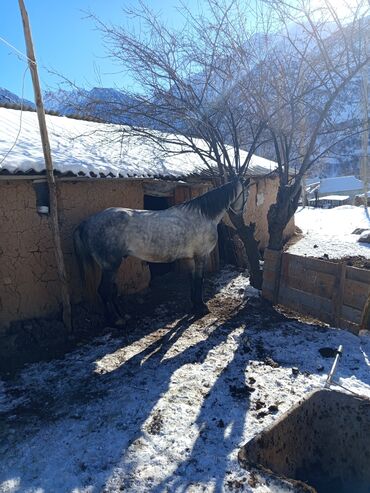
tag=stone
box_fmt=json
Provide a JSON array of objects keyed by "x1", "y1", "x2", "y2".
[{"x1": 358, "y1": 230, "x2": 370, "y2": 243}]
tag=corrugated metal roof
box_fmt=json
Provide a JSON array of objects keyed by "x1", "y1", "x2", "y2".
[
  {"x1": 319, "y1": 175, "x2": 364, "y2": 194},
  {"x1": 0, "y1": 107, "x2": 276, "y2": 179}
]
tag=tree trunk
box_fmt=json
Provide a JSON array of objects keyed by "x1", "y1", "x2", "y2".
[
  {"x1": 228, "y1": 211, "x2": 263, "y2": 289},
  {"x1": 267, "y1": 183, "x2": 301, "y2": 251}
]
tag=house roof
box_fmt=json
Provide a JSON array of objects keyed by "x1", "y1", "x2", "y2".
[
  {"x1": 319, "y1": 175, "x2": 364, "y2": 194},
  {"x1": 0, "y1": 107, "x2": 276, "y2": 179},
  {"x1": 317, "y1": 195, "x2": 350, "y2": 201}
]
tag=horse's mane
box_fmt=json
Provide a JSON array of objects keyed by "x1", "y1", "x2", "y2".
[{"x1": 182, "y1": 180, "x2": 239, "y2": 220}]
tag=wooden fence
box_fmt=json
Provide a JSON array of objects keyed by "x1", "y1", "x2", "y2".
[{"x1": 262, "y1": 249, "x2": 370, "y2": 333}]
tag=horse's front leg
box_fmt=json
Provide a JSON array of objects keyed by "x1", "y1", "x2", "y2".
[
  {"x1": 98, "y1": 267, "x2": 125, "y2": 326},
  {"x1": 191, "y1": 256, "x2": 209, "y2": 315}
]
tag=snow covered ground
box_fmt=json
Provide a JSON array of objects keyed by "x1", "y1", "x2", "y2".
[
  {"x1": 289, "y1": 205, "x2": 370, "y2": 259},
  {"x1": 1, "y1": 268, "x2": 370, "y2": 493}
]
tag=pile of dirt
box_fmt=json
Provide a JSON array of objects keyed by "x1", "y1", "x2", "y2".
[{"x1": 318, "y1": 255, "x2": 370, "y2": 270}]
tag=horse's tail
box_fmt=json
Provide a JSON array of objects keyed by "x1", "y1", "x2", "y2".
[{"x1": 73, "y1": 223, "x2": 98, "y2": 301}]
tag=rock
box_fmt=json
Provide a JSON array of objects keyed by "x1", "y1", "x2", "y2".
[
  {"x1": 229, "y1": 384, "x2": 255, "y2": 399},
  {"x1": 292, "y1": 367, "x2": 300, "y2": 376},
  {"x1": 352, "y1": 228, "x2": 367, "y2": 235},
  {"x1": 257, "y1": 411, "x2": 268, "y2": 419},
  {"x1": 264, "y1": 357, "x2": 280, "y2": 368},
  {"x1": 358, "y1": 230, "x2": 370, "y2": 243},
  {"x1": 319, "y1": 347, "x2": 337, "y2": 358},
  {"x1": 255, "y1": 400, "x2": 265, "y2": 410}
]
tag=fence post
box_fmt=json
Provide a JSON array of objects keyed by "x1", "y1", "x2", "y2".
[
  {"x1": 333, "y1": 261, "x2": 347, "y2": 327},
  {"x1": 361, "y1": 294, "x2": 370, "y2": 331},
  {"x1": 262, "y1": 248, "x2": 283, "y2": 304}
]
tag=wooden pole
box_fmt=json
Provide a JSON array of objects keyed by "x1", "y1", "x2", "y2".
[
  {"x1": 18, "y1": 0, "x2": 72, "y2": 330},
  {"x1": 360, "y1": 20, "x2": 368, "y2": 210},
  {"x1": 361, "y1": 61, "x2": 368, "y2": 210}
]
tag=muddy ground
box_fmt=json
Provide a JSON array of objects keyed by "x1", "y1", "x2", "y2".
[{"x1": 1, "y1": 268, "x2": 369, "y2": 492}]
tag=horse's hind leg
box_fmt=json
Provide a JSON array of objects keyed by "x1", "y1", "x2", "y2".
[
  {"x1": 98, "y1": 266, "x2": 124, "y2": 326},
  {"x1": 190, "y1": 256, "x2": 209, "y2": 315}
]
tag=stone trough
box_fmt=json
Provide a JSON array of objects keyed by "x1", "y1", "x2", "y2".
[{"x1": 239, "y1": 389, "x2": 370, "y2": 493}]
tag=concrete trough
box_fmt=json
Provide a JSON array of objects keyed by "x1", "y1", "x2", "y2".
[{"x1": 239, "y1": 389, "x2": 370, "y2": 493}]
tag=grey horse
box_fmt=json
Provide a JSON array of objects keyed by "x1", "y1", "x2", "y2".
[{"x1": 74, "y1": 178, "x2": 249, "y2": 325}]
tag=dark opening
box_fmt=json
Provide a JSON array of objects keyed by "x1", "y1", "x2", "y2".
[
  {"x1": 33, "y1": 181, "x2": 50, "y2": 214},
  {"x1": 144, "y1": 194, "x2": 173, "y2": 278},
  {"x1": 217, "y1": 223, "x2": 238, "y2": 266}
]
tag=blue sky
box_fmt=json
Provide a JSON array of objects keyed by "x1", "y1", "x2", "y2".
[{"x1": 1, "y1": 0, "x2": 200, "y2": 101}]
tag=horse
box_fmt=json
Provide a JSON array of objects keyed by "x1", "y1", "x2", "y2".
[{"x1": 73, "y1": 178, "x2": 249, "y2": 325}]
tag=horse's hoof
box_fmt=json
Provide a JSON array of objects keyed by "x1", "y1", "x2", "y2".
[
  {"x1": 113, "y1": 317, "x2": 126, "y2": 328},
  {"x1": 193, "y1": 303, "x2": 210, "y2": 316}
]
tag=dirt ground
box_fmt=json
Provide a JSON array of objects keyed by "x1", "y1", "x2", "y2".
[
  {"x1": 0, "y1": 269, "x2": 253, "y2": 374},
  {"x1": 1, "y1": 267, "x2": 370, "y2": 492},
  {"x1": 318, "y1": 255, "x2": 370, "y2": 270}
]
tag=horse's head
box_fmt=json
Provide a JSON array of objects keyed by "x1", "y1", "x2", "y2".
[{"x1": 230, "y1": 177, "x2": 251, "y2": 215}]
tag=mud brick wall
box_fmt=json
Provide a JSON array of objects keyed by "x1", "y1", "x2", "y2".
[
  {"x1": 243, "y1": 175, "x2": 295, "y2": 250},
  {"x1": 0, "y1": 179, "x2": 150, "y2": 330},
  {"x1": 222, "y1": 175, "x2": 295, "y2": 251}
]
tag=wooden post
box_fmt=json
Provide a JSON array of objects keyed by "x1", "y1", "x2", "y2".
[
  {"x1": 262, "y1": 248, "x2": 282, "y2": 304},
  {"x1": 361, "y1": 294, "x2": 370, "y2": 331},
  {"x1": 333, "y1": 262, "x2": 347, "y2": 328},
  {"x1": 18, "y1": 0, "x2": 72, "y2": 330},
  {"x1": 361, "y1": 59, "x2": 368, "y2": 209},
  {"x1": 360, "y1": 20, "x2": 368, "y2": 210}
]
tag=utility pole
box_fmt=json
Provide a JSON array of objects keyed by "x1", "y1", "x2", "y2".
[
  {"x1": 18, "y1": 0, "x2": 72, "y2": 330},
  {"x1": 361, "y1": 62, "x2": 368, "y2": 210},
  {"x1": 360, "y1": 19, "x2": 369, "y2": 211}
]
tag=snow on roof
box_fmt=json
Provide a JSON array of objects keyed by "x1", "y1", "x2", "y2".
[
  {"x1": 319, "y1": 194, "x2": 350, "y2": 201},
  {"x1": 305, "y1": 177, "x2": 320, "y2": 186},
  {"x1": 319, "y1": 175, "x2": 364, "y2": 194},
  {"x1": 0, "y1": 108, "x2": 276, "y2": 179}
]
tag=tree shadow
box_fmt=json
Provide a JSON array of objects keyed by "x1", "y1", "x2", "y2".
[
  {"x1": 150, "y1": 315, "x2": 252, "y2": 493},
  {"x1": 1, "y1": 275, "x2": 369, "y2": 492},
  {"x1": 98, "y1": 303, "x2": 252, "y2": 492},
  {"x1": 0, "y1": 270, "x2": 252, "y2": 492}
]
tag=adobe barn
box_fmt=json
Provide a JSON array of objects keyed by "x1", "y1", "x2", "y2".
[{"x1": 0, "y1": 107, "x2": 294, "y2": 329}]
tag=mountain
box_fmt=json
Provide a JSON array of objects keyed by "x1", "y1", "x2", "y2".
[
  {"x1": 43, "y1": 87, "x2": 144, "y2": 125},
  {"x1": 4, "y1": 16, "x2": 369, "y2": 180},
  {"x1": 0, "y1": 88, "x2": 35, "y2": 109}
]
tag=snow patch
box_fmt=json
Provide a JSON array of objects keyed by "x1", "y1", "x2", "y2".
[{"x1": 290, "y1": 206, "x2": 370, "y2": 259}]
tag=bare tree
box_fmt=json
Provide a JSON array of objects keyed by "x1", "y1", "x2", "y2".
[
  {"x1": 252, "y1": 0, "x2": 370, "y2": 250},
  {"x1": 82, "y1": 0, "x2": 275, "y2": 288},
  {"x1": 60, "y1": 0, "x2": 369, "y2": 284}
]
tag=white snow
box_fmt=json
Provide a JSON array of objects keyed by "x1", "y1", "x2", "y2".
[
  {"x1": 317, "y1": 194, "x2": 349, "y2": 201},
  {"x1": 0, "y1": 108, "x2": 275, "y2": 178},
  {"x1": 289, "y1": 205, "x2": 370, "y2": 259},
  {"x1": 1, "y1": 268, "x2": 369, "y2": 493}
]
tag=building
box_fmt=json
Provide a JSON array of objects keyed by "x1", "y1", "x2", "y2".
[
  {"x1": 0, "y1": 107, "x2": 294, "y2": 328},
  {"x1": 305, "y1": 175, "x2": 365, "y2": 207}
]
